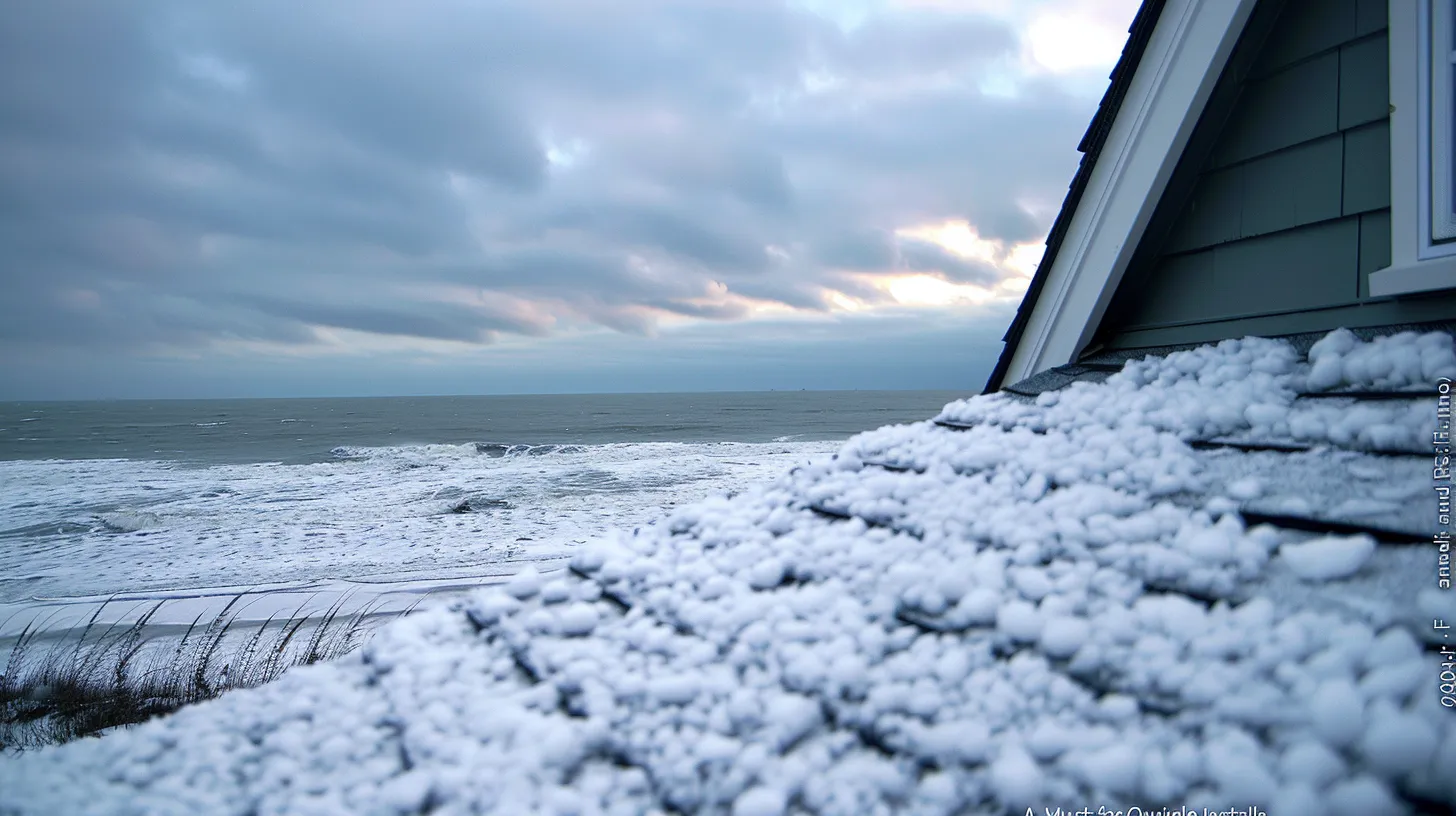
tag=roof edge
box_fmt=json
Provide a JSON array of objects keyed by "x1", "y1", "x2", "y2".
[{"x1": 983, "y1": 0, "x2": 1167, "y2": 394}]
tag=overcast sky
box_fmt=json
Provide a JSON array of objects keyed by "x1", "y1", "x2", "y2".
[{"x1": 0, "y1": 0, "x2": 1139, "y2": 399}]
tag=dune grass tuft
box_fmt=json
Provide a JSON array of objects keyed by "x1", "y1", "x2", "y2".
[{"x1": 0, "y1": 592, "x2": 410, "y2": 751}]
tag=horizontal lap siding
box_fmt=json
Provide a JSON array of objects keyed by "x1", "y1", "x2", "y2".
[
  {"x1": 1095, "y1": 0, "x2": 1456, "y2": 351},
  {"x1": 1137, "y1": 220, "x2": 1357, "y2": 324}
]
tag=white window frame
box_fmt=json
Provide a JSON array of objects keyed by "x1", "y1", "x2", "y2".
[
  {"x1": 1373, "y1": 0, "x2": 1456, "y2": 295},
  {"x1": 1431, "y1": 0, "x2": 1456, "y2": 241}
]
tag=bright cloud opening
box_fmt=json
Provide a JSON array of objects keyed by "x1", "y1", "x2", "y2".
[
  {"x1": 895, "y1": 219, "x2": 1040, "y2": 279},
  {"x1": 897, "y1": 220, "x2": 1002, "y2": 265},
  {"x1": 884, "y1": 274, "x2": 995, "y2": 306},
  {"x1": 1004, "y1": 240, "x2": 1044, "y2": 278},
  {"x1": 1025, "y1": 12, "x2": 1126, "y2": 74}
]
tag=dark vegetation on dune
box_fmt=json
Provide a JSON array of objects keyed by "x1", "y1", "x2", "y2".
[{"x1": 1, "y1": 593, "x2": 416, "y2": 751}]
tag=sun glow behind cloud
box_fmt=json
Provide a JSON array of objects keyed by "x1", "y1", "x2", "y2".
[
  {"x1": 898, "y1": 220, "x2": 1002, "y2": 265},
  {"x1": 1025, "y1": 12, "x2": 1128, "y2": 73},
  {"x1": 890, "y1": 0, "x2": 1137, "y2": 96},
  {"x1": 879, "y1": 219, "x2": 1043, "y2": 306}
]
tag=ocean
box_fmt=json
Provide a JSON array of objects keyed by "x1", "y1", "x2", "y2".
[{"x1": 0, "y1": 391, "x2": 968, "y2": 608}]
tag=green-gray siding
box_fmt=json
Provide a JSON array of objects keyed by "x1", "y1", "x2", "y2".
[{"x1": 1091, "y1": 0, "x2": 1456, "y2": 353}]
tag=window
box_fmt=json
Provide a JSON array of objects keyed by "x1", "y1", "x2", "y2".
[
  {"x1": 1374, "y1": 0, "x2": 1456, "y2": 295},
  {"x1": 1425, "y1": 0, "x2": 1456, "y2": 246}
]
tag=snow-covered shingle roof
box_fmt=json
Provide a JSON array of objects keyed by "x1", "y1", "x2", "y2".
[{"x1": 3, "y1": 329, "x2": 1454, "y2": 816}]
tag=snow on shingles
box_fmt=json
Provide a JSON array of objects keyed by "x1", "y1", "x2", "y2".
[
  {"x1": 1306, "y1": 328, "x2": 1456, "y2": 392},
  {"x1": 1277, "y1": 535, "x2": 1377, "y2": 581},
  {"x1": 1192, "y1": 447, "x2": 1430, "y2": 536},
  {"x1": 1254, "y1": 544, "x2": 1435, "y2": 635},
  {"x1": 2, "y1": 330, "x2": 1455, "y2": 816},
  {"x1": 937, "y1": 332, "x2": 1451, "y2": 453}
]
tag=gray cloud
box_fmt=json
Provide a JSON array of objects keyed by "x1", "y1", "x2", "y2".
[
  {"x1": 810, "y1": 229, "x2": 897, "y2": 271},
  {"x1": 0, "y1": 0, "x2": 1127, "y2": 394},
  {"x1": 244, "y1": 296, "x2": 531, "y2": 344},
  {"x1": 897, "y1": 238, "x2": 1002, "y2": 286}
]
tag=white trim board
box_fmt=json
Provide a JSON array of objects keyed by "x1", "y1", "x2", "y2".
[
  {"x1": 1389, "y1": 0, "x2": 1422, "y2": 270},
  {"x1": 1001, "y1": 0, "x2": 1257, "y2": 386},
  {"x1": 1370, "y1": 256, "x2": 1456, "y2": 297}
]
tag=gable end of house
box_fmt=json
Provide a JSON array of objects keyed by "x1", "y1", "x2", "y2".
[{"x1": 989, "y1": 0, "x2": 1456, "y2": 393}]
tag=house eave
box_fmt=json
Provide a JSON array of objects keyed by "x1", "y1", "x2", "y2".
[{"x1": 985, "y1": 0, "x2": 1257, "y2": 392}]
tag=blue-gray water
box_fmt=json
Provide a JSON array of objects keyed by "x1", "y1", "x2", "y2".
[
  {"x1": 0, "y1": 391, "x2": 970, "y2": 466},
  {"x1": 0, "y1": 391, "x2": 971, "y2": 601}
]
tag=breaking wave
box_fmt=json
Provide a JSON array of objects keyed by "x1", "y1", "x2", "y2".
[
  {"x1": 96, "y1": 510, "x2": 164, "y2": 533},
  {"x1": 474, "y1": 443, "x2": 586, "y2": 458},
  {"x1": 330, "y1": 442, "x2": 587, "y2": 461}
]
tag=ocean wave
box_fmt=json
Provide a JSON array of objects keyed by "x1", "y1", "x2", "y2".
[
  {"x1": 0, "y1": 521, "x2": 93, "y2": 539},
  {"x1": 328, "y1": 442, "x2": 591, "y2": 461},
  {"x1": 330, "y1": 443, "x2": 476, "y2": 461},
  {"x1": 474, "y1": 443, "x2": 585, "y2": 458},
  {"x1": 96, "y1": 510, "x2": 163, "y2": 533},
  {"x1": 0, "y1": 438, "x2": 843, "y2": 604},
  {"x1": 426, "y1": 486, "x2": 514, "y2": 515},
  {"x1": 546, "y1": 468, "x2": 629, "y2": 495}
]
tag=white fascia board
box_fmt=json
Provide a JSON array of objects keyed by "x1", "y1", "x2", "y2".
[{"x1": 1002, "y1": 0, "x2": 1257, "y2": 384}]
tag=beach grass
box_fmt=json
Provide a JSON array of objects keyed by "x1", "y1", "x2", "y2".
[{"x1": 0, "y1": 592, "x2": 407, "y2": 751}]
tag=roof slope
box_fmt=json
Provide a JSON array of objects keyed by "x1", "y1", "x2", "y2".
[
  {"x1": 984, "y1": 0, "x2": 1165, "y2": 393},
  {"x1": 3, "y1": 328, "x2": 1454, "y2": 815}
]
